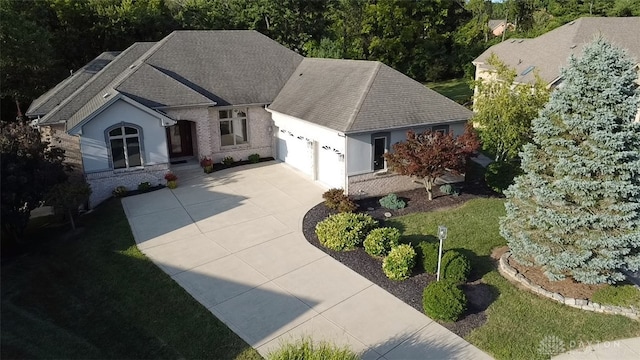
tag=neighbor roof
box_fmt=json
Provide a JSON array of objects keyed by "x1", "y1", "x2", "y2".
[
  {"x1": 269, "y1": 58, "x2": 472, "y2": 134},
  {"x1": 488, "y1": 20, "x2": 505, "y2": 31},
  {"x1": 26, "y1": 51, "x2": 120, "y2": 117},
  {"x1": 473, "y1": 17, "x2": 640, "y2": 84},
  {"x1": 35, "y1": 30, "x2": 303, "y2": 129}
]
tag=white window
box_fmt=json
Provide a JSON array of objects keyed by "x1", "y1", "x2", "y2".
[
  {"x1": 107, "y1": 125, "x2": 142, "y2": 169},
  {"x1": 219, "y1": 109, "x2": 248, "y2": 146}
]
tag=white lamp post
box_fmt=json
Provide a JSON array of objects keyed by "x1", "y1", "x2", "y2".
[{"x1": 436, "y1": 225, "x2": 448, "y2": 281}]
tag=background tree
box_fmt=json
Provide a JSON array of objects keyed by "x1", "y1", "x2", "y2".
[
  {"x1": 1, "y1": 120, "x2": 67, "y2": 241},
  {"x1": 500, "y1": 38, "x2": 640, "y2": 284},
  {"x1": 472, "y1": 54, "x2": 550, "y2": 163},
  {"x1": 384, "y1": 124, "x2": 479, "y2": 201}
]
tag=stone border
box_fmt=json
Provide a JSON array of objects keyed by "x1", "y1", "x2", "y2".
[{"x1": 498, "y1": 251, "x2": 639, "y2": 319}]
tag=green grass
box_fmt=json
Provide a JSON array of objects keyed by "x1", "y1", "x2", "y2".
[
  {"x1": 425, "y1": 78, "x2": 474, "y2": 105},
  {"x1": 1, "y1": 199, "x2": 262, "y2": 360},
  {"x1": 388, "y1": 198, "x2": 640, "y2": 359},
  {"x1": 592, "y1": 284, "x2": 640, "y2": 308}
]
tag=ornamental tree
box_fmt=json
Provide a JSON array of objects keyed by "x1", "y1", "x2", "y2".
[
  {"x1": 472, "y1": 53, "x2": 550, "y2": 163},
  {"x1": 500, "y1": 38, "x2": 640, "y2": 284},
  {"x1": 385, "y1": 124, "x2": 479, "y2": 201}
]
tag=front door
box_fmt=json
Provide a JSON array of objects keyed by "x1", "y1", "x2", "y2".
[
  {"x1": 373, "y1": 136, "x2": 387, "y2": 170},
  {"x1": 166, "y1": 121, "x2": 193, "y2": 158}
]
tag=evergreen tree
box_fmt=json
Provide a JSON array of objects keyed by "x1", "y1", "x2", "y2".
[{"x1": 500, "y1": 38, "x2": 640, "y2": 284}]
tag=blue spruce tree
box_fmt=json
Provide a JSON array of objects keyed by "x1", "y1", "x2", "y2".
[{"x1": 500, "y1": 38, "x2": 640, "y2": 284}]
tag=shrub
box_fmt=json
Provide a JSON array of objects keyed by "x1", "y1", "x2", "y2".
[
  {"x1": 315, "y1": 212, "x2": 378, "y2": 251},
  {"x1": 382, "y1": 244, "x2": 416, "y2": 280},
  {"x1": 137, "y1": 182, "x2": 152, "y2": 192},
  {"x1": 439, "y1": 184, "x2": 459, "y2": 196},
  {"x1": 164, "y1": 172, "x2": 177, "y2": 181},
  {"x1": 592, "y1": 284, "x2": 640, "y2": 308},
  {"x1": 379, "y1": 193, "x2": 406, "y2": 210},
  {"x1": 112, "y1": 186, "x2": 128, "y2": 198},
  {"x1": 248, "y1": 153, "x2": 260, "y2": 163},
  {"x1": 364, "y1": 227, "x2": 401, "y2": 257},
  {"x1": 200, "y1": 156, "x2": 213, "y2": 168},
  {"x1": 322, "y1": 188, "x2": 357, "y2": 213},
  {"x1": 222, "y1": 156, "x2": 234, "y2": 165},
  {"x1": 267, "y1": 338, "x2": 359, "y2": 360},
  {"x1": 422, "y1": 280, "x2": 467, "y2": 322},
  {"x1": 441, "y1": 250, "x2": 471, "y2": 284},
  {"x1": 417, "y1": 241, "x2": 439, "y2": 274},
  {"x1": 485, "y1": 160, "x2": 522, "y2": 194}
]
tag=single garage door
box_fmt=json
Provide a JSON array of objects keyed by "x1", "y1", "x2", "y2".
[
  {"x1": 317, "y1": 145, "x2": 344, "y2": 189},
  {"x1": 277, "y1": 129, "x2": 313, "y2": 176}
]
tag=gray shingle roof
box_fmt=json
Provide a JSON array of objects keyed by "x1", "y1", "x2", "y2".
[
  {"x1": 488, "y1": 20, "x2": 505, "y2": 31},
  {"x1": 269, "y1": 58, "x2": 472, "y2": 134},
  {"x1": 26, "y1": 51, "x2": 120, "y2": 116},
  {"x1": 145, "y1": 30, "x2": 303, "y2": 105},
  {"x1": 474, "y1": 17, "x2": 640, "y2": 84},
  {"x1": 39, "y1": 42, "x2": 156, "y2": 125}
]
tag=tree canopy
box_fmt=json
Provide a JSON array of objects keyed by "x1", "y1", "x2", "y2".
[
  {"x1": 500, "y1": 38, "x2": 640, "y2": 284},
  {"x1": 384, "y1": 124, "x2": 479, "y2": 201}
]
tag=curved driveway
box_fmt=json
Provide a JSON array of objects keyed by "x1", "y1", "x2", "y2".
[{"x1": 122, "y1": 161, "x2": 492, "y2": 359}]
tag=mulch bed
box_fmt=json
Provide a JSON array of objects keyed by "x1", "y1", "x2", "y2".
[{"x1": 302, "y1": 183, "x2": 500, "y2": 338}]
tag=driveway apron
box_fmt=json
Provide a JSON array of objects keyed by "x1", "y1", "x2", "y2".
[{"x1": 122, "y1": 161, "x2": 493, "y2": 359}]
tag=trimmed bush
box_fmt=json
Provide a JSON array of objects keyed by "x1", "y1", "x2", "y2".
[
  {"x1": 267, "y1": 338, "x2": 359, "y2": 360},
  {"x1": 137, "y1": 182, "x2": 151, "y2": 192},
  {"x1": 112, "y1": 186, "x2": 128, "y2": 198},
  {"x1": 364, "y1": 227, "x2": 401, "y2": 257},
  {"x1": 222, "y1": 156, "x2": 234, "y2": 165},
  {"x1": 422, "y1": 280, "x2": 467, "y2": 322},
  {"x1": 379, "y1": 193, "x2": 406, "y2": 210},
  {"x1": 441, "y1": 250, "x2": 471, "y2": 284},
  {"x1": 322, "y1": 188, "x2": 357, "y2": 213},
  {"x1": 592, "y1": 284, "x2": 640, "y2": 308},
  {"x1": 417, "y1": 241, "x2": 439, "y2": 274},
  {"x1": 485, "y1": 160, "x2": 522, "y2": 194},
  {"x1": 439, "y1": 184, "x2": 459, "y2": 196},
  {"x1": 315, "y1": 212, "x2": 378, "y2": 251},
  {"x1": 248, "y1": 153, "x2": 261, "y2": 163},
  {"x1": 382, "y1": 244, "x2": 416, "y2": 280}
]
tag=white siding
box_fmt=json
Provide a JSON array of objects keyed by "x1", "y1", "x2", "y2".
[{"x1": 80, "y1": 99, "x2": 169, "y2": 172}]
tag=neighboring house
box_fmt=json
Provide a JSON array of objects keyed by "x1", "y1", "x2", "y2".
[
  {"x1": 27, "y1": 30, "x2": 472, "y2": 207},
  {"x1": 488, "y1": 19, "x2": 515, "y2": 37},
  {"x1": 474, "y1": 17, "x2": 640, "y2": 89}
]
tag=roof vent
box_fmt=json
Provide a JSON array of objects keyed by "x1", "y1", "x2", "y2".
[
  {"x1": 129, "y1": 64, "x2": 136, "y2": 69},
  {"x1": 518, "y1": 39, "x2": 524, "y2": 43},
  {"x1": 511, "y1": 39, "x2": 516, "y2": 43},
  {"x1": 520, "y1": 66, "x2": 535, "y2": 76},
  {"x1": 570, "y1": 44, "x2": 577, "y2": 49},
  {"x1": 102, "y1": 93, "x2": 111, "y2": 98},
  {"x1": 569, "y1": 21, "x2": 576, "y2": 25}
]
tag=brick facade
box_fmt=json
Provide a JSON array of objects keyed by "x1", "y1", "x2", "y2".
[
  {"x1": 86, "y1": 164, "x2": 169, "y2": 206},
  {"x1": 208, "y1": 106, "x2": 274, "y2": 163}
]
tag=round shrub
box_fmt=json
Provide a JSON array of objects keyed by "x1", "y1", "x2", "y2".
[
  {"x1": 267, "y1": 338, "x2": 359, "y2": 360},
  {"x1": 422, "y1": 280, "x2": 467, "y2": 322},
  {"x1": 485, "y1": 160, "x2": 522, "y2": 194},
  {"x1": 417, "y1": 241, "x2": 439, "y2": 274},
  {"x1": 441, "y1": 250, "x2": 471, "y2": 284},
  {"x1": 364, "y1": 227, "x2": 401, "y2": 257},
  {"x1": 315, "y1": 212, "x2": 378, "y2": 251},
  {"x1": 382, "y1": 244, "x2": 416, "y2": 280}
]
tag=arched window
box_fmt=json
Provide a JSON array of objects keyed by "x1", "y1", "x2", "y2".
[{"x1": 107, "y1": 124, "x2": 142, "y2": 169}]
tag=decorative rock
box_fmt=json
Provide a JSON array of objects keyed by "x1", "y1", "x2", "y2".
[
  {"x1": 384, "y1": 212, "x2": 392, "y2": 218},
  {"x1": 552, "y1": 293, "x2": 565, "y2": 303},
  {"x1": 564, "y1": 298, "x2": 576, "y2": 306},
  {"x1": 367, "y1": 207, "x2": 374, "y2": 211},
  {"x1": 575, "y1": 299, "x2": 588, "y2": 306}
]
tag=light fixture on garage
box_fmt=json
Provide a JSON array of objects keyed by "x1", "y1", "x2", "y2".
[
  {"x1": 297, "y1": 136, "x2": 304, "y2": 140},
  {"x1": 322, "y1": 145, "x2": 330, "y2": 150},
  {"x1": 333, "y1": 148, "x2": 340, "y2": 153},
  {"x1": 288, "y1": 131, "x2": 294, "y2": 136},
  {"x1": 280, "y1": 129, "x2": 286, "y2": 133}
]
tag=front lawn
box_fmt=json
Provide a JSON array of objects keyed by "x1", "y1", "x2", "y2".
[
  {"x1": 1, "y1": 200, "x2": 262, "y2": 359},
  {"x1": 389, "y1": 198, "x2": 640, "y2": 359}
]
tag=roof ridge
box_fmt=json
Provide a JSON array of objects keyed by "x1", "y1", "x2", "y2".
[
  {"x1": 121, "y1": 63, "x2": 215, "y2": 103},
  {"x1": 344, "y1": 61, "x2": 381, "y2": 132}
]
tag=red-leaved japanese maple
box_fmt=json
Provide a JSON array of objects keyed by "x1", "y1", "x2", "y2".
[{"x1": 384, "y1": 123, "x2": 479, "y2": 200}]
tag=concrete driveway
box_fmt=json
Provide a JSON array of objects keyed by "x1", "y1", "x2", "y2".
[{"x1": 122, "y1": 161, "x2": 492, "y2": 359}]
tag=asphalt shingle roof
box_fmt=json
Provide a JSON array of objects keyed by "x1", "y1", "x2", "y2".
[
  {"x1": 269, "y1": 58, "x2": 472, "y2": 134},
  {"x1": 474, "y1": 17, "x2": 640, "y2": 84},
  {"x1": 39, "y1": 42, "x2": 156, "y2": 125},
  {"x1": 26, "y1": 51, "x2": 120, "y2": 117}
]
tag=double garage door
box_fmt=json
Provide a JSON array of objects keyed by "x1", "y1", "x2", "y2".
[{"x1": 276, "y1": 129, "x2": 344, "y2": 189}]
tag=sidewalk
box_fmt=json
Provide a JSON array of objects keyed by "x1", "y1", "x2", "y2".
[{"x1": 552, "y1": 337, "x2": 640, "y2": 360}]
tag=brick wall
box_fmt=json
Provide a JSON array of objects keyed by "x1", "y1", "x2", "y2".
[
  {"x1": 209, "y1": 106, "x2": 273, "y2": 163},
  {"x1": 86, "y1": 164, "x2": 169, "y2": 207}
]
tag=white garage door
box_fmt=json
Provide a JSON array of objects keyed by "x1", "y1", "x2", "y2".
[
  {"x1": 277, "y1": 129, "x2": 312, "y2": 175},
  {"x1": 317, "y1": 145, "x2": 344, "y2": 189}
]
